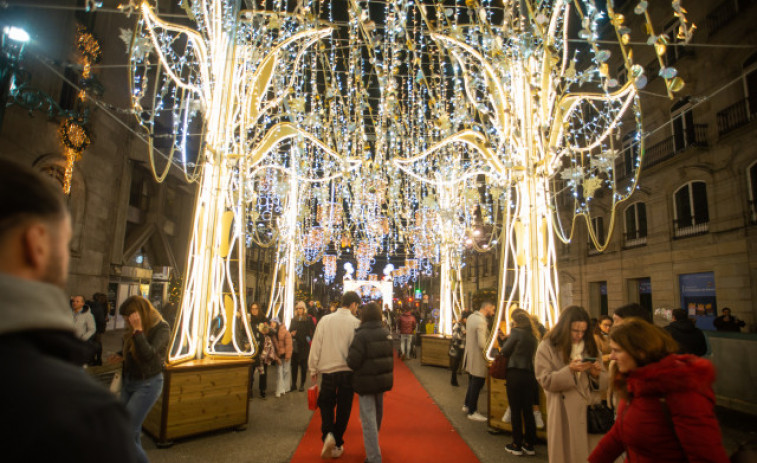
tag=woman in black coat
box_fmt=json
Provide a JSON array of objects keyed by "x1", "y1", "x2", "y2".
[
  {"x1": 289, "y1": 300, "x2": 316, "y2": 391},
  {"x1": 347, "y1": 302, "x2": 394, "y2": 463},
  {"x1": 500, "y1": 312, "x2": 539, "y2": 456}
]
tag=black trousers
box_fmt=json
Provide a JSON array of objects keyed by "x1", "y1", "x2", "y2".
[
  {"x1": 449, "y1": 354, "x2": 462, "y2": 384},
  {"x1": 506, "y1": 368, "x2": 537, "y2": 447},
  {"x1": 249, "y1": 364, "x2": 267, "y2": 396},
  {"x1": 318, "y1": 371, "x2": 354, "y2": 447},
  {"x1": 291, "y1": 349, "x2": 309, "y2": 389}
]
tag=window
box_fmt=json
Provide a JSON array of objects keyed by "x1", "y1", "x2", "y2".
[
  {"x1": 662, "y1": 19, "x2": 691, "y2": 68},
  {"x1": 748, "y1": 161, "x2": 757, "y2": 223},
  {"x1": 745, "y1": 52, "x2": 757, "y2": 118},
  {"x1": 674, "y1": 181, "x2": 709, "y2": 236},
  {"x1": 624, "y1": 202, "x2": 647, "y2": 244},
  {"x1": 620, "y1": 132, "x2": 639, "y2": 178},
  {"x1": 129, "y1": 169, "x2": 150, "y2": 211},
  {"x1": 671, "y1": 98, "x2": 695, "y2": 153}
]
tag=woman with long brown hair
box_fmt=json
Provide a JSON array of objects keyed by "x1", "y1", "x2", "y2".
[
  {"x1": 117, "y1": 295, "x2": 169, "y2": 463},
  {"x1": 535, "y1": 305, "x2": 606, "y2": 463},
  {"x1": 589, "y1": 318, "x2": 728, "y2": 463}
]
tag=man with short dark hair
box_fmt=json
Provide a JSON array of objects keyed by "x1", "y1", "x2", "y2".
[
  {"x1": 463, "y1": 300, "x2": 495, "y2": 422},
  {"x1": 0, "y1": 159, "x2": 135, "y2": 462},
  {"x1": 309, "y1": 291, "x2": 361, "y2": 459},
  {"x1": 612, "y1": 302, "x2": 652, "y2": 324},
  {"x1": 713, "y1": 307, "x2": 746, "y2": 332},
  {"x1": 665, "y1": 308, "x2": 708, "y2": 356}
]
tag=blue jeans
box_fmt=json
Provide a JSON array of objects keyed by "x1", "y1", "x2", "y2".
[
  {"x1": 400, "y1": 334, "x2": 413, "y2": 356},
  {"x1": 122, "y1": 373, "x2": 164, "y2": 463},
  {"x1": 358, "y1": 393, "x2": 384, "y2": 463},
  {"x1": 464, "y1": 374, "x2": 485, "y2": 415}
]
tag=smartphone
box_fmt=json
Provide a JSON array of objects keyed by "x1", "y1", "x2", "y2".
[{"x1": 582, "y1": 357, "x2": 597, "y2": 363}]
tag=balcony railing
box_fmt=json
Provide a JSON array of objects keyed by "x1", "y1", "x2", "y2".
[
  {"x1": 642, "y1": 124, "x2": 708, "y2": 170},
  {"x1": 623, "y1": 233, "x2": 647, "y2": 248},
  {"x1": 717, "y1": 99, "x2": 752, "y2": 136},
  {"x1": 707, "y1": 0, "x2": 757, "y2": 36},
  {"x1": 673, "y1": 219, "x2": 709, "y2": 239},
  {"x1": 693, "y1": 124, "x2": 709, "y2": 147},
  {"x1": 707, "y1": 0, "x2": 739, "y2": 36},
  {"x1": 644, "y1": 137, "x2": 675, "y2": 169}
]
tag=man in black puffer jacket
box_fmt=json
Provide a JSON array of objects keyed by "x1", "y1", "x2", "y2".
[{"x1": 347, "y1": 302, "x2": 394, "y2": 463}]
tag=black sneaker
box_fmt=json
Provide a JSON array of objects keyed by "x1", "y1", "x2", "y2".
[
  {"x1": 522, "y1": 444, "x2": 535, "y2": 456},
  {"x1": 505, "y1": 443, "x2": 524, "y2": 456}
]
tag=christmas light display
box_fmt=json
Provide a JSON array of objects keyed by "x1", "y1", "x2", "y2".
[{"x1": 125, "y1": 0, "x2": 693, "y2": 363}]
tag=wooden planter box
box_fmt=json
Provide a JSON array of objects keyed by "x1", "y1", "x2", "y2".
[
  {"x1": 487, "y1": 375, "x2": 548, "y2": 440},
  {"x1": 420, "y1": 334, "x2": 452, "y2": 368},
  {"x1": 143, "y1": 358, "x2": 252, "y2": 446}
]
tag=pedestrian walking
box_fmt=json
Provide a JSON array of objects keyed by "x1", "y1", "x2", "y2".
[
  {"x1": 290, "y1": 300, "x2": 316, "y2": 392},
  {"x1": 589, "y1": 318, "x2": 729, "y2": 463},
  {"x1": 347, "y1": 302, "x2": 394, "y2": 463},
  {"x1": 309, "y1": 291, "x2": 361, "y2": 459}
]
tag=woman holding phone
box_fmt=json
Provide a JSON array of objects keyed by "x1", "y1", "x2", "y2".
[
  {"x1": 535, "y1": 305, "x2": 607, "y2": 463},
  {"x1": 116, "y1": 296, "x2": 169, "y2": 463}
]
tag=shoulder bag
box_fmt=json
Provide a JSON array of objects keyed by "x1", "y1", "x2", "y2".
[
  {"x1": 489, "y1": 353, "x2": 508, "y2": 380},
  {"x1": 587, "y1": 402, "x2": 615, "y2": 434}
]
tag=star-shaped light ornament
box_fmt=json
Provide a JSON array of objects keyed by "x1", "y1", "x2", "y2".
[
  {"x1": 590, "y1": 150, "x2": 618, "y2": 175},
  {"x1": 582, "y1": 177, "x2": 603, "y2": 199}
]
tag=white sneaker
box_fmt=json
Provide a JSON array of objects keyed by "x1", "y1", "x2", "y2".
[
  {"x1": 331, "y1": 446, "x2": 344, "y2": 458},
  {"x1": 467, "y1": 412, "x2": 488, "y2": 422},
  {"x1": 462, "y1": 405, "x2": 469, "y2": 413},
  {"x1": 534, "y1": 410, "x2": 545, "y2": 429},
  {"x1": 321, "y1": 433, "x2": 336, "y2": 459},
  {"x1": 502, "y1": 407, "x2": 511, "y2": 423}
]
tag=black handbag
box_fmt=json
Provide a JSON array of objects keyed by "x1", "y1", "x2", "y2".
[{"x1": 587, "y1": 403, "x2": 615, "y2": 434}]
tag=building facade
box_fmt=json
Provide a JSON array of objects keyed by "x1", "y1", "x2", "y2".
[{"x1": 557, "y1": 0, "x2": 757, "y2": 330}]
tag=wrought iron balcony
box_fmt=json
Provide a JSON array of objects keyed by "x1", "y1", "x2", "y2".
[
  {"x1": 717, "y1": 99, "x2": 752, "y2": 136},
  {"x1": 707, "y1": 0, "x2": 757, "y2": 36},
  {"x1": 642, "y1": 124, "x2": 708, "y2": 170}
]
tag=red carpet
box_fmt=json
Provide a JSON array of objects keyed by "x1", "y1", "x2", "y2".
[{"x1": 290, "y1": 357, "x2": 479, "y2": 462}]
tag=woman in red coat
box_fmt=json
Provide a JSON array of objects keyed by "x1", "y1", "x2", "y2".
[{"x1": 589, "y1": 318, "x2": 729, "y2": 463}]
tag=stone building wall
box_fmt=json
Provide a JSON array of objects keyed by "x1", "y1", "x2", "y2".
[{"x1": 557, "y1": 1, "x2": 757, "y2": 329}]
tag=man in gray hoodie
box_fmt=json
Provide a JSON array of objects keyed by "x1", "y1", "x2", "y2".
[{"x1": 0, "y1": 159, "x2": 135, "y2": 462}]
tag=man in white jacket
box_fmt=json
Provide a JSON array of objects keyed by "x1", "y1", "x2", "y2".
[
  {"x1": 309, "y1": 291, "x2": 361, "y2": 459},
  {"x1": 71, "y1": 295, "x2": 96, "y2": 342}
]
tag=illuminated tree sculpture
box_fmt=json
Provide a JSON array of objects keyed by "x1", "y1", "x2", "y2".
[
  {"x1": 128, "y1": 0, "x2": 338, "y2": 363},
  {"x1": 421, "y1": 0, "x2": 694, "y2": 357}
]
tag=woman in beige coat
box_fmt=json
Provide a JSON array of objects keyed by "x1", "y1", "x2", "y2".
[{"x1": 535, "y1": 306, "x2": 607, "y2": 463}]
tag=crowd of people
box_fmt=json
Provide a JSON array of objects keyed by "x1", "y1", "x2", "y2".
[{"x1": 0, "y1": 158, "x2": 748, "y2": 463}]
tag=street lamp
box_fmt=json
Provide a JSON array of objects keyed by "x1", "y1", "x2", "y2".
[{"x1": 0, "y1": 25, "x2": 30, "y2": 128}]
